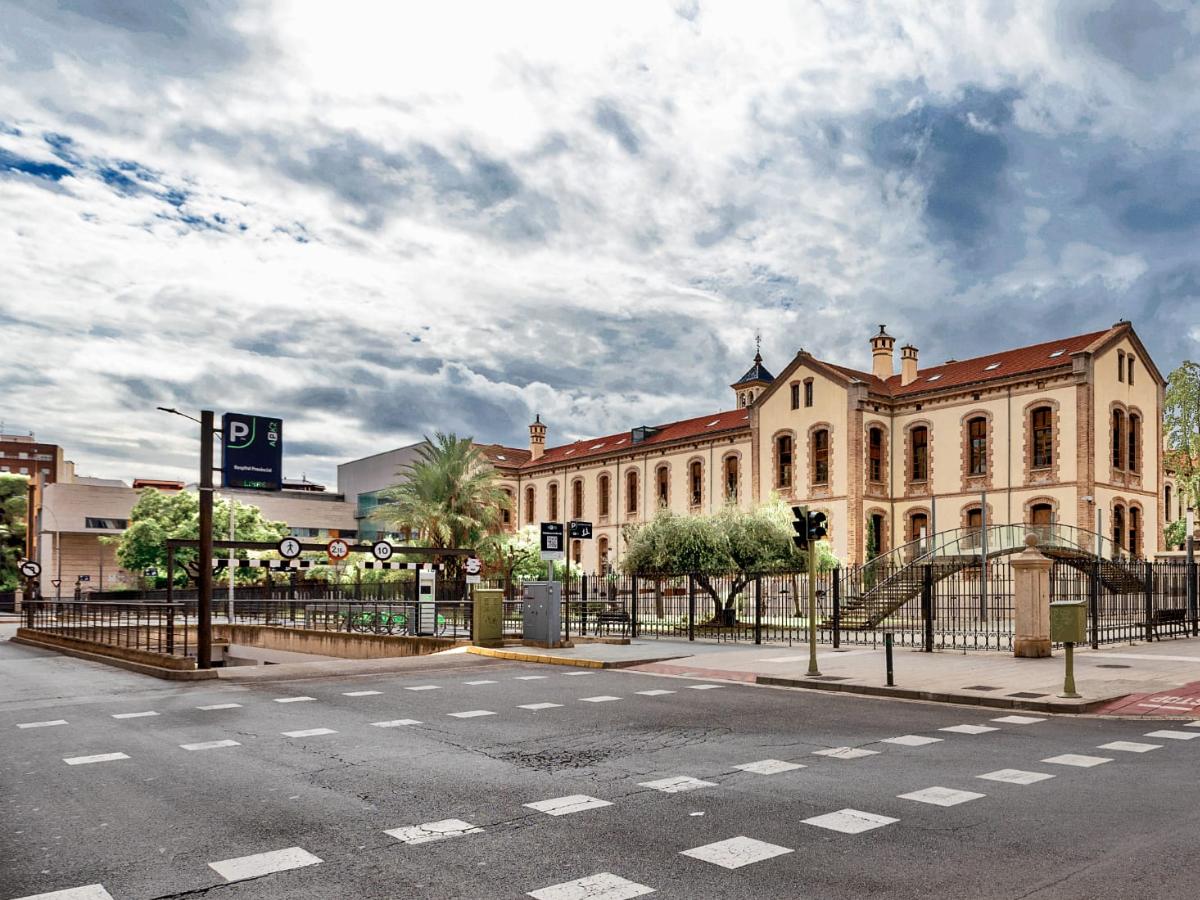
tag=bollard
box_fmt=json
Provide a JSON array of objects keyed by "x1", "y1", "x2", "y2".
[
  {"x1": 1059, "y1": 642, "x2": 1081, "y2": 699},
  {"x1": 884, "y1": 632, "x2": 895, "y2": 686}
]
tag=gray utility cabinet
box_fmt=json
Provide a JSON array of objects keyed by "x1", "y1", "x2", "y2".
[{"x1": 522, "y1": 581, "x2": 562, "y2": 645}]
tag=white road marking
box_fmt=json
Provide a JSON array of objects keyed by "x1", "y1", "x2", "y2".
[
  {"x1": 17, "y1": 719, "x2": 68, "y2": 729},
  {"x1": 527, "y1": 872, "x2": 653, "y2": 900},
  {"x1": 680, "y1": 836, "x2": 793, "y2": 869},
  {"x1": 881, "y1": 735, "x2": 942, "y2": 747},
  {"x1": 464, "y1": 680, "x2": 497, "y2": 685},
  {"x1": 273, "y1": 697, "x2": 315, "y2": 704},
  {"x1": 733, "y1": 759, "x2": 805, "y2": 775},
  {"x1": 405, "y1": 685, "x2": 440, "y2": 691},
  {"x1": 63, "y1": 753, "x2": 130, "y2": 766},
  {"x1": 687, "y1": 684, "x2": 724, "y2": 690},
  {"x1": 991, "y1": 715, "x2": 1045, "y2": 725},
  {"x1": 898, "y1": 786, "x2": 986, "y2": 807},
  {"x1": 519, "y1": 703, "x2": 563, "y2": 711},
  {"x1": 1185, "y1": 721, "x2": 1200, "y2": 728},
  {"x1": 580, "y1": 696, "x2": 622, "y2": 703},
  {"x1": 561, "y1": 671, "x2": 596, "y2": 676},
  {"x1": 447, "y1": 710, "x2": 495, "y2": 718},
  {"x1": 1099, "y1": 741, "x2": 1161, "y2": 753},
  {"x1": 1145, "y1": 729, "x2": 1200, "y2": 741},
  {"x1": 281, "y1": 728, "x2": 337, "y2": 737},
  {"x1": 638, "y1": 776, "x2": 716, "y2": 793},
  {"x1": 977, "y1": 769, "x2": 1055, "y2": 785},
  {"x1": 198, "y1": 703, "x2": 242, "y2": 710},
  {"x1": 635, "y1": 690, "x2": 675, "y2": 696},
  {"x1": 1042, "y1": 754, "x2": 1111, "y2": 768},
  {"x1": 9, "y1": 885, "x2": 116, "y2": 899},
  {"x1": 803, "y1": 809, "x2": 898, "y2": 834},
  {"x1": 514, "y1": 675, "x2": 549, "y2": 680},
  {"x1": 524, "y1": 795, "x2": 613, "y2": 816},
  {"x1": 111, "y1": 711, "x2": 158, "y2": 719},
  {"x1": 939, "y1": 724, "x2": 999, "y2": 735},
  {"x1": 385, "y1": 818, "x2": 482, "y2": 845},
  {"x1": 813, "y1": 747, "x2": 879, "y2": 760},
  {"x1": 372, "y1": 719, "x2": 422, "y2": 727},
  {"x1": 180, "y1": 740, "x2": 241, "y2": 751},
  {"x1": 208, "y1": 846, "x2": 321, "y2": 882},
  {"x1": 760, "y1": 655, "x2": 808, "y2": 663},
  {"x1": 343, "y1": 690, "x2": 382, "y2": 697}
]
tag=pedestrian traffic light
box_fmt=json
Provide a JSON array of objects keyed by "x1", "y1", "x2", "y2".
[
  {"x1": 807, "y1": 510, "x2": 828, "y2": 541},
  {"x1": 791, "y1": 505, "x2": 808, "y2": 549}
]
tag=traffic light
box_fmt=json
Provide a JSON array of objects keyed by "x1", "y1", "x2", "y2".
[
  {"x1": 807, "y1": 510, "x2": 828, "y2": 542},
  {"x1": 791, "y1": 506, "x2": 808, "y2": 549}
]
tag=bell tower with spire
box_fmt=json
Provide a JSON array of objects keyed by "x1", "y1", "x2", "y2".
[{"x1": 731, "y1": 335, "x2": 775, "y2": 408}]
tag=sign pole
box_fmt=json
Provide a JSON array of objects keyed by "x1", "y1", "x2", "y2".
[
  {"x1": 197, "y1": 410, "x2": 214, "y2": 670},
  {"x1": 227, "y1": 496, "x2": 236, "y2": 623},
  {"x1": 807, "y1": 549, "x2": 820, "y2": 677}
]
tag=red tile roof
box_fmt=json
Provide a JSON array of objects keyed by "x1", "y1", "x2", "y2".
[
  {"x1": 475, "y1": 443, "x2": 531, "y2": 469},
  {"x1": 523, "y1": 407, "x2": 752, "y2": 470},
  {"x1": 823, "y1": 328, "x2": 1112, "y2": 397}
]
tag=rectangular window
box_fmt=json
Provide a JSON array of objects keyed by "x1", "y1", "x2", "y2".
[
  {"x1": 968, "y1": 418, "x2": 987, "y2": 476},
  {"x1": 1112, "y1": 410, "x2": 1125, "y2": 469},
  {"x1": 790, "y1": 383, "x2": 800, "y2": 410},
  {"x1": 812, "y1": 430, "x2": 829, "y2": 485},
  {"x1": 85, "y1": 517, "x2": 129, "y2": 529},
  {"x1": 910, "y1": 428, "x2": 928, "y2": 482},
  {"x1": 777, "y1": 436, "x2": 793, "y2": 488},
  {"x1": 1117, "y1": 351, "x2": 1125, "y2": 383},
  {"x1": 868, "y1": 429, "x2": 882, "y2": 482},
  {"x1": 1128, "y1": 357, "x2": 1135, "y2": 385},
  {"x1": 804, "y1": 380, "x2": 814, "y2": 408},
  {"x1": 1032, "y1": 408, "x2": 1053, "y2": 469}
]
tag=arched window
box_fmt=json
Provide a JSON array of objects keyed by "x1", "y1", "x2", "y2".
[
  {"x1": 1165, "y1": 485, "x2": 1173, "y2": 522},
  {"x1": 501, "y1": 488, "x2": 513, "y2": 526},
  {"x1": 868, "y1": 513, "x2": 885, "y2": 557},
  {"x1": 524, "y1": 486, "x2": 535, "y2": 525},
  {"x1": 723, "y1": 455, "x2": 738, "y2": 502},
  {"x1": 1030, "y1": 503, "x2": 1054, "y2": 527},
  {"x1": 811, "y1": 428, "x2": 830, "y2": 486},
  {"x1": 909, "y1": 511, "x2": 929, "y2": 547},
  {"x1": 1128, "y1": 413, "x2": 1140, "y2": 474},
  {"x1": 571, "y1": 478, "x2": 583, "y2": 519},
  {"x1": 1031, "y1": 407, "x2": 1053, "y2": 469},
  {"x1": 656, "y1": 465, "x2": 669, "y2": 507},
  {"x1": 868, "y1": 427, "x2": 883, "y2": 482},
  {"x1": 597, "y1": 473, "x2": 610, "y2": 518},
  {"x1": 1112, "y1": 409, "x2": 1125, "y2": 470},
  {"x1": 1129, "y1": 506, "x2": 1141, "y2": 558},
  {"x1": 776, "y1": 435, "x2": 793, "y2": 489},
  {"x1": 966, "y1": 507, "x2": 983, "y2": 531},
  {"x1": 1113, "y1": 503, "x2": 1126, "y2": 552},
  {"x1": 689, "y1": 460, "x2": 703, "y2": 508},
  {"x1": 626, "y1": 470, "x2": 638, "y2": 514},
  {"x1": 968, "y1": 417, "x2": 987, "y2": 476},
  {"x1": 597, "y1": 535, "x2": 610, "y2": 572},
  {"x1": 910, "y1": 426, "x2": 929, "y2": 482},
  {"x1": 548, "y1": 482, "x2": 559, "y2": 521}
]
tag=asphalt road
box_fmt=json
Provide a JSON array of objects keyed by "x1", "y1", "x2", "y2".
[{"x1": 3, "y1": 633, "x2": 1200, "y2": 900}]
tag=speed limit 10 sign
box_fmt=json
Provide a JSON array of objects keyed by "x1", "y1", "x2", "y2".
[{"x1": 326, "y1": 538, "x2": 351, "y2": 562}]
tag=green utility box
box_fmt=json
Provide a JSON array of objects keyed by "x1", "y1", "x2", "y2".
[
  {"x1": 1050, "y1": 600, "x2": 1087, "y2": 644},
  {"x1": 472, "y1": 588, "x2": 505, "y2": 647}
]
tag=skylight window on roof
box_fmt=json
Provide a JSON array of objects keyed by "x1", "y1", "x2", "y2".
[
  {"x1": 926, "y1": 374, "x2": 943, "y2": 382},
  {"x1": 564, "y1": 449, "x2": 575, "y2": 456},
  {"x1": 984, "y1": 362, "x2": 1001, "y2": 371},
  {"x1": 1049, "y1": 349, "x2": 1065, "y2": 358},
  {"x1": 615, "y1": 439, "x2": 627, "y2": 446},
  {"x1": 496, "y1": 454, "x2": 506, "y2": 460},
  {"x1": 705, "y1": 419, "x2": 720, "y2": 427}
]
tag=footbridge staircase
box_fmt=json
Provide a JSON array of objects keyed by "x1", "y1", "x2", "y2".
[{"x1": 830, "y1": 524, "x2": 1143, "y2": 631}]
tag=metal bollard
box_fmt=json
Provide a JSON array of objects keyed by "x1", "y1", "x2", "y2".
[{"x1": 884, "y1": 632, "x2": 895, "y2": 686}]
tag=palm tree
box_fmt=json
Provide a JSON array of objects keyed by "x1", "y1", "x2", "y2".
[{"x1": 379, "y1": 434, "x2": 511, "y2": 573}]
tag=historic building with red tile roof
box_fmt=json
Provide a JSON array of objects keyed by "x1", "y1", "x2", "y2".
[{"x1": 485, "y1": 321, "x2": 1164, "y2": 570}]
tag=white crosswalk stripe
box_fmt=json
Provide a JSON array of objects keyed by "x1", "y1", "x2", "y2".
[
  {"x1": 882, "y1": 735, "x2": 942, "y2": 747},
  {"x1": 282, "y1": 728, "x2": 337, "y2": 738},
  {"x1": 385, "y1": 819, "x2": 482, "y2": 845},
  {"x1": 527, "y1": 872, "x2": 653, "y2": 899},
  {"x1": 990, "y1": 715, "x2": 1045, "y2": 725},
  {"x1": 680, "y1": 836, "x2": 792, "y2": 869},
  {"x1": 372, "y1": 719, "x2": 422, "y2": 727},
  {"x1": 1099, "y1": 741, "x2": 1160, "y2": 753},
  {"x1": 208, "y1": 847, "x2": 321, "y2": 882},
  {"x1": 635, "y1": 690, "x2": 675, "y2": 696},
  {"x1": 524, "y1": 795, "x2": 613, "y2": 816},
  {"x1": 579, "y1": 696, "x2": 621, "y2": 703},
  {"x1": 17, "y1": 720, "x2": 68, "y2": 729},
  {"x1": 343, "y1": 690, "x2": 382, "y2": 697},
  {"x1": 447, "y1": 710, "x2": 495, "y2": 718},
  {"x1": 9, "y1": 885, "x2": 116, "y2": 899},
  {"x1": 63, "y1": 753, "x2": 129, "y2": 766},
  {"x1": 197, "y1": 703, "x2": 242, "y2": 710},
  {"x1": 977, "y1": 769, "x2": 1055, "y2": 785},
  {"x1": 180, "y1": 740, "x2": 240, "y2": 751},
  {"x1": 519, "y1": 703, "x2": 563, "y2": 710},
  {"x1": 273, "y1": 697, "x2": 315, "y2": 704},
  {"x1": 112, "y1": 711, "x2": 158, "y2": 719},
  {"x1": 1042, "y1": 754, "x2": 1111, "y2": 768},
  {"x1": 733, "y1": 759, "x2": 805, "y2": 775},
  {"x1": 638, "y1": 776, "x2": 716, "y2": 793},
  {"x1": 813, "y1": 747, "x2": 879, "y2": 759},
  {"x1": 898, "y1": 786, "x2": 986, "y2": 807},
  {"x1": 1145, "y1": 730, "x2": 1200, "y2": 741},
  {"x1": 803, "y1": 809, "x2": 897, "y2": 834},
  {"x1": 940, "y1": 724, "x2": 998, "y2": 735}
]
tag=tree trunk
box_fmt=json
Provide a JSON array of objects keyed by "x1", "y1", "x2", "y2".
[{"x1": 654, "y1": 577, "x2": 664, "y2": 619}]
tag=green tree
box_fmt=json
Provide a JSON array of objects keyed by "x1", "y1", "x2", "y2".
[
  {"x1": 377, "y1": 433, "x2": 511, "y2": 573},
  {"x1": 0, "y1": 475, "x2": 29, "y2": 591},
  {"x1": 478, "y1": 525, "x2": 543, "y2": 599},
  {"x1": 110, "y1": 489, "x2": 289, "y2": 585},
  {"x1": 1166, "y1": 361, "x2": 1200, "y2": 509}
]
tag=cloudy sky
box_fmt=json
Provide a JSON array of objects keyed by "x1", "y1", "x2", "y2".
[{"x1": 2, "y1": 1, "x2": 1199, "y2": 487}]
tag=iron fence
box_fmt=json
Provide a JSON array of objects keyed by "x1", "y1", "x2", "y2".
[
  {"x1": 0, "y1": 590, "x2": 16, "y2": 614},
  {"x1": 25, "y1": 600, "x2": 191, "y2": 658}
]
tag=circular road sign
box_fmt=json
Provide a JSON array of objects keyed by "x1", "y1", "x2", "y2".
[
  {"x1": 327, "y1": 538, "x2": 351, "y2": 562},
  {"x1": 278, "y1": 537, "x2": 302, "y2": 560},
  {"x1": 464, "y1": 557, "x2": 482, "y2": 576},
  {"x1": 372, "y1": 540, "x2": 394, "y2": 562},
  {"x1": 19, "y1": 560, "x2": 41, "y2": 579}
]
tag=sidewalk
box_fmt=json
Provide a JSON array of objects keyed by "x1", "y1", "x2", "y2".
[{"x1": 466, "y1": 638, "x2": 1200, "y2": 716}]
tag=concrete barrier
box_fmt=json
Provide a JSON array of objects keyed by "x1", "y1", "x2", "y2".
[
  {"x1": 11, "y1": 628, "x2": 216, "y2": 681},
  {"x1": 213, "y1": 623, "x2": 462, "y2": 659}
]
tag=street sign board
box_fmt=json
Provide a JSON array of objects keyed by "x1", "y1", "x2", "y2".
[
  {"x1": 19, "y1": 559, "x2": 40, "y2": 579},
  {"x1": 327, "y1": 538, "x2": 350, "y2": 562},
  {"x1": 465, "y1": 556, "x2": 482, "y2": 584},
  {"x1": 144, "y1": 568, "x2": 158, "y2": 578},
  {"x1": 278, "y1": 537, "x2": 302, "y2": 559},
  {"x1": 568, "y1": 520, "x2": 593, "y2": 540},
  {"x1": 540, "y1": 522, "x2": 565, "y2": 561},
  {"x1": 78, "y1": 574, "x2": 90, "y2": 582},
  {"x1": 372, "y1": 540, "x2": 394, "y2": 561},
  {"x1": 221, "y1": 412, "x2": 283, "y2": 491}
]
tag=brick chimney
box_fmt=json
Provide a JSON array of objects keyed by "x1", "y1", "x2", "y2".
[
  {"x1": 529, "y1": 414, "x2": 546, "y2": 461},
  {"x1": 870, "y1": 325, "x2": 895, "y2": 381},
  {"x1": 900, "y1": 344, "x2": 919, "y2": 386}
]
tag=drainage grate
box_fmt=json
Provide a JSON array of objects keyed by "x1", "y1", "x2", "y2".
[
  {"x1": 1007, "y1": 691, "x2": 1048, "y2": 699},
  {"x1": 962, "y1": 685, "x2": 1001, "y2": 691},
  {"x1": 1096, "y1": 664, "x2": 1131, "y2": 669}
]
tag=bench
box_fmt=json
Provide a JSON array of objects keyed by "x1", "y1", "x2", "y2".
[
  {"x1": 595, "y1": 610, "x2": 630, "y2": 637},
  {"x1": 1137, "y1": 608, "x2": 1189, "y2": 640}
]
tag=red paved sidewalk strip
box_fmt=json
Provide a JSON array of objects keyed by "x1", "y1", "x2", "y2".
[{"x1": 1094, "y1": 680, "x2": 1200, "y2": 717}]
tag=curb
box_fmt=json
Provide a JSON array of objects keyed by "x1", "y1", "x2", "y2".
[
  {"x1": 465, "y1": 646, "x2": 688, "y2": 670},
  {"x1": 9, "y1": 635, "x2": 218, "y2": 681}
]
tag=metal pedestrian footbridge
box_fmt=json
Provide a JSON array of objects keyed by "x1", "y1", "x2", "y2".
[{"x1": 831, "y1": 523, "x2": 1144, "y2": 630}]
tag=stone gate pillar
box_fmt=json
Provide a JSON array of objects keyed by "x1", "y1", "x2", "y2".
[{"x1": 1012, "y1": 533, "x2": 1052, "y2": 658}]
